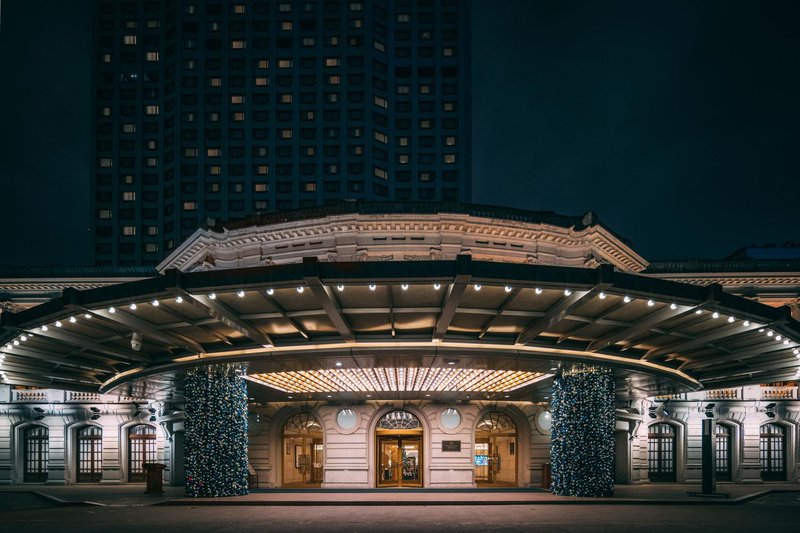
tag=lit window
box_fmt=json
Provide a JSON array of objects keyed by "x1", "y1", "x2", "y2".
[
  {"x1": 280, "y1": 129, "x2": 293, "y2": 139},
  {"x1": 183, "y1": 201, "x2": 197, "y2": 211},
  {"x1": 207, "y1": 148, "x2": 221, "y2": 157},
  {"x1": 123, "y1": 124, "x2": 136, "y2": 133},
  {"x1": 419, "y1": 172, "x2": 432, "y2": 182},
  {"x1": 280, "y1": 93, "x2": 293, "y2": 103},
  {"x1": 145, "y1": 243, "x2": 158, "y2": 254},
  {"x1": 209, "y1": 165, "x2": 221, "y2": 175},
  {"x1": 231, "y1": 40, "x2": 246, "y2": 49},
  {"x1": 184, "y1": 148, "x2": 198, "y2": 157},
  {"x1": 374, "y1": 131, "x2": 388, "y2": 144},
  {"x1": 303, "y1": 182, "x2": 317, "y2": 192},
  {"x1": 328, "y1": 36, "x2": 339, "y2": 46},
  {"x1": 328, "y1": 75, "x2": 340, "y2": 85},
  {"x1": 146, "y1": 226, "x2": 158, "y2": 236},
  {"x1": 445, "y1": 136, "x2": 457, "y2": 146},
  {"x1": 302, "y1": 37, "x2": 316, "y2": 46},
  {"x1": 122, "y1": 191, "x2": 136, "y2": 201},
  {"x1": 123, "y1": 35, "x2": 137, "y2": 45},
  {"x1": 398, "y1": 137, "x2": 409, "y2": 147},
  {"x1": 98, "y1": 209, "x2": 112, "y2": 219},
  {"x1": 397, "y1": 85, "x2": 410, "y2": 94},
  {"x1": 123, "y1": 175, "x2": 134, "y2": 184},
  {"x1": 209, "y1": 77, "x2": 222, "y2": 87},
  {"x1": 303, "y1": 146, "x2": 315, "y2": 156},
  {"x1": 101, "y1": 53, "x2": 112, "y2": 63},
  {"x1": 281, "y1": 21, "x2": 293, "y2": 30},
  {"x1": 233, "y1": 4, "x2": 245, "y2": 13},
  {"x1": 145, "y1": 157, "x2": 158, "y2": 167},
  {"x1": 302, "y1": 110, "x2": 315, "y2": 120},
  {"x1": 279, "y1": 3, "x2": 291, "y2": 12},
  {"x1": 278, "y1": 59, "x2": 293, "y2": 68},
  {"x1": 256, "y1": 165, "x2": 269, "y2": 175},
  {"x1": 351, "y1": 18, "x2": 362, "y2": 28},
  {"x1": 257, "y1": 59, "x2": 269, "y2": 69},
  {"x1": 208, "y1": 112, "x2": 220, "y2": 122},
  {"x1": 420, "y1": 119, "x2": 432, "y2": 129},
  {"x1": 231, "y1": 95, "x2": 245, "y2": 104},
  {"x1": 398, "y1": 154, "x2": 409, "y2": 164},
  {"x1": 99, "y1": 158, "x2": 113, "y2": 168},
  {"x1": 373, "y1": 166, "x2": 388, "y2": 180},
  {"x1": 325, "y1": 58, "x2": 340, "y2": 67},
  {"x1": 374, "y1": 96, "x2": 388, "y2": 108},
  {"x1": 147, "y1": 20, "x2": 160, "y2": 29},
  {"x1": 350, "y1": 145, "x2": 363, "y2": 155},
  {"x1": 124, "y1": 20, "x2": 136, "y2": 29},
  {"x1": 444, "y1": 154, "x2": 457, "y2": 164},
  {"x1": 374, "y1": 40, "x2": 385, "y2": 52},
  {"x1": 349, "y1": 2, "x2": 363, "y2": 11},
  {"x1": 443, "y1": 48, "x2": 455, "y2": 57},
  {"x1": 233, "y1": 112, "x2": 245, "y2": 121},
  {"x1": 443, "y1": 102, "x2": 456, "y2": 112},
  {"x1": 255, "y1": 77, "x2": 269, "y2": 86},
  {"x1": 397, "y1": 13, "x2": 410, "y2": 22},
  {"x1": 100, "y1": 107, "x2": 111, "y2": 116},
  {"x1": 145, "y1": 140, "x2": 157, "y2": 150},
  {"x1": 420, "y1": 85, "x2": 432, "y2": 95},
  {"x1": 122, "y1": 226, "x2": 136, "y2": 236},
  {"x1": 145, "y1": 105, "x2": 159, "y2": 115},
  {"x1": 146, "y1": 52, "x2": 160, "y2": 61},
  {"x1": 254, "y1": 182, "x2": 268, "y2": 192}
]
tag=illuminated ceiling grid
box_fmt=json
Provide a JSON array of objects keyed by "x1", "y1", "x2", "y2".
[{"x1": 247, "y1": 367, "x2": 546, "y2": 393}]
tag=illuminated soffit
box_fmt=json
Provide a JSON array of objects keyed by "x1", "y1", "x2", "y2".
[{"x1": 246, "y1": 367, "x2": 546, "y2": 393}]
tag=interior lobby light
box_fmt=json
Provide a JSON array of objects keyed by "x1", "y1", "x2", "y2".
[{"x1": 474, "y1": 284, "x2": 482, "y2": 291}]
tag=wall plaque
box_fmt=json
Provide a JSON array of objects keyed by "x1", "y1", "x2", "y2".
[{"x1": 442, "y1": 440, "x2": 461, "y2": 452}]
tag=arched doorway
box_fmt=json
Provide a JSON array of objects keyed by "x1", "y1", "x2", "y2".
[
  {"x1": 715, "y1": 424, "x2": 732, "y2": 482},
  {"x1": 76, "y1": 426, "x2": 103, "y2": 483},
  {"x1": 376, "y1": 410, "x2": 422, "y2": 487},
  {"x1": 648, "y1": 423, "x2": 676, "y2": 482},
  {"x1": 474, "y1": 412, "x2": 517, "y2": 487},
  {"x1": 282, "y1": 413, "x2": 323, "y2": 487},
  {"x1": 760, "y1": 423, "x2": 786, "y2": 481},
  {"x1": 128, "y1": 424, "x2": 156, "y2": 482},
  {"x1": 23, "y1": 426, "x2": 49, "y2": 482}
]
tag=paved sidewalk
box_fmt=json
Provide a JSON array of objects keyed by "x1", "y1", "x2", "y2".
[{"x1": 1, "y1": 483, "x2": 798, "y2": 508}]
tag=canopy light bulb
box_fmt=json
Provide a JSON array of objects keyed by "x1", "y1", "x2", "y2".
[
  {"x1": 237, "y1": 290, "x2": 245, "y2": 298},
  {"x1": 129, "y1": 303, "x2": 137, "y2": 310},
  {"x1": 69, "y1": 316, "x2": 77, "y2": 323},
  {"x1": 266, "y1": 288, "x2": 274, "y2": 296},
  {"x1": 84, "y1": 313, "x2": 92, "y2": 319},
  {"x1": 504, "y1": 285, "x2": 513, "y2": 293},
  {"x1": 55, "y1": 321, "x2": 62, "y2": 327},
  {"x1": 535, "y1": 287, "x2": 543, "y2": 295},
  {"x1": 712, "y1": 312, "x2": 719, "y2": 319},
  {"x1": 767, "y1": 331, "x2": 774, "y2": 337},
  {"x1": 401, "y1": 284, "x2": 409, "y2": 291},
  {"x1": 41, "y1": 325, "x2": 48, "y2": 331},
  {"x1": 783, "y1": 339, "x2": 789, "y2": 345},
  {"x1": 727, "y1": 316, "x2": 735, "y2": 323},
  {"x1": 647, "y1": 299, "x2": 655, "y2": 307},
  {"x1": 151, "y1": 299, "x2": 159, "y2": 307},
  {"x1": 743, "y1": 320, "x2": 750, "y2": 326},
  {"x1": 474, "y1": 284, "x2": 482, "y2": 291},
  {"x1": 695, "y1": 309, "x2": 703, "y2": 315},
  {"x1": 335, "y1": 361, "x2": 342, "y2": 367},
  {"x1": 598, "y1": 292, "x2": 607, "y2": 299},
  {"x1": 775, "y1": 335, "x2": 782, "y2": 341},
  {"x1": 209, "y1": 292, "x2": 217, "y2": 300},
  {"x1": 759, "y1": 328, "x2": 765, "y2": 333},
  {"x1": 624, "y1": 296, "x2": 632, "y2": 303},
  {"x1": 670, "y1": 303, "x2": 677, "y2": 310},
  {"x1": 175, "y1": 296, "x2": 183, "y2": 303},
  {"x1": 563, "y1": 289, "x2": 572, "y2": 296},
  {"x1": 433, "y1": 283, "x2": 441, "y2": 290},
  {"x1": 369, "y1": 284, "x2": 377, "y2": 291},
  {"x1": 336, "y1": 284, "x2": 344, "y2": 292},
  {"x1": 20, "y1": 335, "x2": 27, "y2": 342}
]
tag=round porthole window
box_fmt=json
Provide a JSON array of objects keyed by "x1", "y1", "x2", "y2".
[
  {"x1": 440, "y1": 408, "x2": 461, "y2": 430},
  {"x1": 336, "y1": 408, "x2": 358, "y2": 430},
  {"x1": 536, "y1": 410, "x2": 552, "y2": 433}
]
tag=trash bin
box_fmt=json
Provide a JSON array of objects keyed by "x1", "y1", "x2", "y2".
[
  {"x1": 143, "y1": 462, "x2": 167, "y2": 494},
  {"x1": 541, "y1": 463, "x2": 551, "y2": 489}
]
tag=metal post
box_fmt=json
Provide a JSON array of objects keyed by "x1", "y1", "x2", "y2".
[{"x1": 701, "y1": 418, "x2": 716, "y2": 494}]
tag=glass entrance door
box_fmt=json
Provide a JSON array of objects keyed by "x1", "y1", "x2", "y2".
[{"x1": 377, "y1": 435, "x2": 422, "y2": 487}]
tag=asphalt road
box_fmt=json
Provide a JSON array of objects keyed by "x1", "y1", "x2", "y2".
[{"x1": 1, "y1": 495, "x2": 799, "y2": 533}]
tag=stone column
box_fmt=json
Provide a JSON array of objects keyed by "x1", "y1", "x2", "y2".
[
  {"x1": 184, "y1": 364, "x2": 249, "y2": 497},
  {"x1": 550, "y1": 364, "x2": 615, "y2": 496}
]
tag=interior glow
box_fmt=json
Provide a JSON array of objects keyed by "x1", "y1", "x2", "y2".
[{"x1": 247, "y1": 367, "x2": 546, "y2": 394}]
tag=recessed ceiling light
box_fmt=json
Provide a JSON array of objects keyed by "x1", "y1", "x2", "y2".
[
  {"x1": 55, "y1": 321, "x2": 62, "y2": 328},
  {"x1": 84, "y1": 313, "x2": 92, "y2": 319},
  {"x1": 695, "y1": 309, "x2": 702, "y2": 315},
  {"x1": 335, "y1": 361, "x2": 342, "y2": 367},
  {"x1": 108, "y1": 306, "x2": 116, "y2": 313},
  {"x1": 401, "y1": 283, "x2": 409, "y2": 291},
  {"x1": 712, "y1": 312, "x2": 720, "y2": 319},
  {"x1": 743, "y1": 320, "x2": 750, "y2": 326},
  {"x1": 41, "y1": 325, "x2": 48, "y2": 331},
  {"x1": 727, "y1": 316, "x2": 735, "y2": 323}
]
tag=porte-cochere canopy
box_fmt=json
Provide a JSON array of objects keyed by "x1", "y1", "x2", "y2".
[{"x1": 1, "y1": 256, "x2": 799, "y2": 401}]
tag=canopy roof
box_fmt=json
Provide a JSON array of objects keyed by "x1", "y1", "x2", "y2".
[{"x1": 1, "y1": 256, "x2": 798, "y2": 402}]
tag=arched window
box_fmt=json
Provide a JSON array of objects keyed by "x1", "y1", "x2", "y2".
[
  {"x1": 77, "y1": 426, "x2": 103, "y2": 483},
  {"x1": 23, "y1": 426, "x2": 49, "y2": 482},
  {"x1": 128, "y1": 425, "x2": 156, "y2": 482},
  {"x1": 648, "y1": 423, "x2": 676, "y2": 482},
  {"x1": 475, "y1": 412, "x2": 518, "y2": 487},
  {"x1": 760, "y1": 423, "x2": 786, "y2": 481},
  {"x1": 282, "y1": 413, "x2": 323, "y2": 487},
  {"x1": 378, "y1": 410, "x2": 421, "y2": 430},
  {"x1": 715, "y1": 424, "x2": 732, "y2": 482}
]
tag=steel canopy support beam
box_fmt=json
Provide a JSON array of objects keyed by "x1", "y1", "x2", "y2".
[
  {"x1": 434, "y1": 255, "x2": 472, "y2": 341},
  {"x1": 680, "y1": 341, "x2": 793, "y2": 371},
  {"x1": 87, "y1": 307, "x2": 206, "y2": 355},
  {"x1": 1, "y1": 345, "x2": 117, "y2": 374},
  {"x1": 586, "y1": 305, "x2": 693, "y2": 352},
  {"x1": 478, "y1": 289, "x2": 520, "y2": 339},
  {"x1": 642, "y1": 321, "x2": 766, "y2": 361},
  {"x1": 516, "y1": 264, "x2": 613, "y2": 346},
  {"x1": 172, "y1": 288, "x2": 274, "y2": 347},
  {"x1": 26, "y1": 325, "x2": 150, "y2": 363},
  {"x1": 303, "y1": 257, "x2": 354, "y2": 342}
]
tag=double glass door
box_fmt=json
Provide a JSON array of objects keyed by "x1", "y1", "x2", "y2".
[{"x1": 377, "y1": 435, "x2": 422, "y2": 487}]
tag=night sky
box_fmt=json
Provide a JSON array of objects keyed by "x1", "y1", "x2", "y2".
[{"x1": 1, "y1": 0, "x2": 798, "y2": 267}]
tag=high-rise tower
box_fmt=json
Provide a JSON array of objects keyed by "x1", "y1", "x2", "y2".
[{"x1": 91, "y1": 0, "x2": 471, "y2": 266}]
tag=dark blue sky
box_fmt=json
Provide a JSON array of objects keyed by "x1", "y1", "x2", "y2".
[{"x1": 1, "y1": 0, "x2": 798, "y2": 267}]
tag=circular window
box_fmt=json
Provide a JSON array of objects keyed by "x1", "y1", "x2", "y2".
[
  {"x1": 440, "y1": 408, "x2": 461, "y2": 430},
  {"x1": 336, "y1": 408, "x2": 358, "y2": 430},
  {"x1": 536, "y1": 410, "x2": 552, "y2": 433}
]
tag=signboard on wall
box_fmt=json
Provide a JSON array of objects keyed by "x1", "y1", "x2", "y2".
[{"x1": 442, "y1": 440, "x2": 461, "y2": 452}]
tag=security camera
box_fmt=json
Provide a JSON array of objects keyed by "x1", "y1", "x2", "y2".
[{"x1": 131, "y1": 332, "x2": 143, "y2": 351}]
